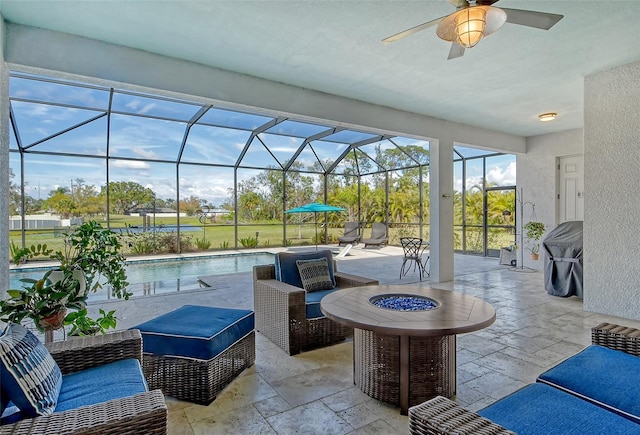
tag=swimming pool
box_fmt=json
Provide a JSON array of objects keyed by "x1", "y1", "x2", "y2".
[{"x1": 9, "y1": 252, "x2": 275, "y2": 301}]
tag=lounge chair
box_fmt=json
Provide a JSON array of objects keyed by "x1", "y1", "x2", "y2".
[
  {"x1": 362, "y1": 222, "x2": 388, "y2": 248},
  {"x1": 338, "y1": 221, "x2": 360, "y2": 246}
]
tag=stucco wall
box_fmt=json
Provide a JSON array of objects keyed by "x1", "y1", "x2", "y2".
[
  {"x1": 0, "y1": 16, "x2": 10, "y2": 298},
  {"x1": 519, "y1": 129, "x2": 583, "y2": 269},
  {"x1": 583, "y1": 60, "x2": 640, "y2": 321}
]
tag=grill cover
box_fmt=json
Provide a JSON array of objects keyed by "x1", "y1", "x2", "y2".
[{"x1": 543, "y1": 221, "x2": 583, "y2": 297}]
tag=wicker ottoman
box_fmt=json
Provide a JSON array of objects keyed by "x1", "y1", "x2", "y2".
[{"x1": 133, "y1": 305, "x2": 255, "y2": 405}]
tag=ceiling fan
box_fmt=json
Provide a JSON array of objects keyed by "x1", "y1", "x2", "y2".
[{"x1": 382, "y1": 0, "x2": 563, "y2": 60}]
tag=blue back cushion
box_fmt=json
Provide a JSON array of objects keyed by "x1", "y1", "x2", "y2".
[
  {"x1": 0, "y1": 323, "x2": 62, "y2": 417},
  {"x1": 538, "y1": 345, "x2": 640, "y2": 423},
  {"x1": 134, "y1": 305, "x2": 254, "y2": 360},
  {"x1": 275, "y1": 250, "x2": 335, "y2": 289},
  {"x1": 479, "y1": 383, "x2": 640, "y2": 434}
]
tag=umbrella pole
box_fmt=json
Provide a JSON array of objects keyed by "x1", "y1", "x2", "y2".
[{"x1": 315, "y1": 211, "x2": 318, "y2": 251}]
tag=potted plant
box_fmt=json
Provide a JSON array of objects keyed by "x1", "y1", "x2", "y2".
[
  {"x1": 4, "y1": 221, "x2": 130, "y2": 340},
  {"x1": 0, "y1": 269, "x2": 87, "y2": 341},
  {"x1": 523, "y1": 221, "x2": 546, "y2": 260},
  {"x1": 52, "y1": 220, "x2": 130, "y2": 300}
]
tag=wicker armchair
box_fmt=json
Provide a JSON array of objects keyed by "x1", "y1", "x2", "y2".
[
  {"x1": 1, "y1": 330, "x2": 167, "y2": 435},
  {"x1": 408, "y1": 322, "x2": 640, "y2": 435},
  {"x1": 253, "y1": 262, "x2": 378, "y2": 355}
]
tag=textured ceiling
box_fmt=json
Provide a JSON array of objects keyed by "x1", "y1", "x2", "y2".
[{"x1": 1, "y1": 0, "x2": 640, "y2": 137}]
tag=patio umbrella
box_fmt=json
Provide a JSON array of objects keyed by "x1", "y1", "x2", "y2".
[{"x1": 285, "y1": 202, "x2": 346, "y2": 250}]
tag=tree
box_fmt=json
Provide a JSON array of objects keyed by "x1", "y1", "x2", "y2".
[
  {"x1": 179, "y1": 195, "x2": 203, "y2": 216},
  {"x1": 103, "y1": 181, "x2": 155, "y2": 215},
  {"x1": 9, "y1": 168, "x2": 22, "y2": 216},
  {"x1": 46, "y1": 192, "x2": 76, "y2": 218}
]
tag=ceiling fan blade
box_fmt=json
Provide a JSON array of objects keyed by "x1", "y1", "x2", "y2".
[
  {"x1": 448, "y1": 43, "x2": 465, "y2": 60},
  {"x1": 382, "y1": 16, "x2": 446, "y2": 44},
  {"x1": 476, "y1": 0, "x2": 501, "y2": 5},
  {"x1": 500, "y1": 8, "x2": 563, "y2": 30}
]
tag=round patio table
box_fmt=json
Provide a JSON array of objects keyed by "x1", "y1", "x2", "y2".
[{"x1": 320, "y1": 285, "x2": 496, "y2": 415}]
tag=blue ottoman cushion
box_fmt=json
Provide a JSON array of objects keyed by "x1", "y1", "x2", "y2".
[
  {"x1": 134, "y1": 305, "x2": 254, "y2": 360},
  {"x1": 479, "y1": 383, "x2": 640, "y2": 434},
  {"x1": 275, "y1": 250, "x2": 336, "y2": 289},
  {"x1": 537, "y1": 345, "x2": 640, "y2": 423}
]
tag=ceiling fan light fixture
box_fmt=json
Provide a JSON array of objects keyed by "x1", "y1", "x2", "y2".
[
  {"x1": 437, "y1": 6, "x2": 507, "y2": 49},
  {"x1": 538, "y1": 112, "x2": 557, "y2": 122},
  {"x1": 455, "y1": 7, "x2": 486, "y2": 48}
]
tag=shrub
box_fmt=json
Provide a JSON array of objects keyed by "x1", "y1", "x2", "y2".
[
  {"x1": 196, "y1": 238, "x2": 212, "y2": 250},
  {"x1": 239, "y1": 236, "x2": 259, "y2": 248}
]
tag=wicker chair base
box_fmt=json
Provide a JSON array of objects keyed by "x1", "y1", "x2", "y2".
[
  {"x1": 354, "y1": 329, "x2": 456, "y2": 410},
  {"x1": 305, "y1": 316, "x2": 349, "y2": 351},
  {"x1": 142, "y1": 331, "x2": 255, "y2": 405},
  {"x1": 409, "y1": 396, "x2": 515, "y2": 435}
]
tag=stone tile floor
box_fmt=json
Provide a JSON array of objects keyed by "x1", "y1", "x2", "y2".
[{"x1": 83, "y1": 246, "x2": 640, "y2": 434}]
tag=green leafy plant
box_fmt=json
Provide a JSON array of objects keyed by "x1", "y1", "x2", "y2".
[
  {"x1": 53, "y1": 221, "x2": 130, "y2": 300},
  {"x1": 239, "y1": 236, "x2": 259, "y2": 248},
  {"x1": 64, "y1": 308, "x2": 117, "y2": 336},
  {"x1": 523, "y1": 221, "x2": 546, "y2": 254},
  {"x1": 10, "y1": 241, "x2": 53, "y2": 265},
  {"x1": 8, "y1": 221, "x2": 131, "y2": 337},
  {"x1": 196, "y1": 237, "x2": 212, "y2": 250},
  {"x1": 219, "y1": 240, "x2": 230, "y2": 249},
  {"x1": 0, "y1": 269, "x2": 86, "y2": 333}
]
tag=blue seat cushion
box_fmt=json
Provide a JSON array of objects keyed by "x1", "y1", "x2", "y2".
[
  {"x1": 56, "y1": 358, "x2": 147, "y2": 413},
  {"x1": 133, "y1": 305, "x2": 254, "y2": 360},
  {"x1": 2, "y1": 358, "x2": 147, "y2": 425},
  {"x1": 537, "y1": 345, "x2": 640, "y2": 423},
  {"x1": 479, "y1": 383, "x2": 640, "y2": 434},
  {"x1": 0, "y1": 323, "x2": 62, "y2": 417},
  {"x1": 275, "y1": 250, "x2": 336, "y2": 289},
  {"x1": 306, "y1": 288, "x2": 341, "y2": 319}
]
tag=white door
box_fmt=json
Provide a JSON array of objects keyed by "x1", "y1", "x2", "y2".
[{"x1": 558, "y1": 155, "x2": 584, "y2": 223}]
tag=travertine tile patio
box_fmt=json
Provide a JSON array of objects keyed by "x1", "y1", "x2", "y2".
[{"x1": 85, "y1": 246, "x2": 640, "y2": 434}]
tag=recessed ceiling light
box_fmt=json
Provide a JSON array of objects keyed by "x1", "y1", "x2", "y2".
[{"x1": 538, "y1": 112, "x2": 557, "y2": 122}]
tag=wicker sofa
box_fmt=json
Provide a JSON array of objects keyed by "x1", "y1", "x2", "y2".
[
  {"x1": 253, "y1": 250, "x2": 378, "y2": 355},
  {"x1": 1, "y1": 329, "x2": 167, "y2": 435},
  {"x1": 408, "y1": 322, "x2": 640, "y2": 434}
]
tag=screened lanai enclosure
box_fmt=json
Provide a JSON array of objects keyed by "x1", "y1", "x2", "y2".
[{"x1": 8, "y1": 72, "x2": 516, "y2": 257}]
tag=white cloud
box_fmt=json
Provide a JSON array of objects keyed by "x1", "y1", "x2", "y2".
[
  {"x1": 110, "y1": 160, "x2": 150, "y2": 169},
  {"x1": 487, "y1": 161, "x2": 516, "y2": 186}
]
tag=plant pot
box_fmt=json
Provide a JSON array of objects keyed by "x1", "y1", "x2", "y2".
[
  {"x1": 49, "y1": 269, "x2": 86, "y2": 297},
  {"x1": 38, "y1": 308, "x2": 67, "y2": 331},
  {"x1": 530, "y1": 253, "x2": 539, "y2": 261}
]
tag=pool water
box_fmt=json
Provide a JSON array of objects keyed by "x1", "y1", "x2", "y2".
[{"x1": 9, "y1": 252, "x2": 275, "y2": 301}]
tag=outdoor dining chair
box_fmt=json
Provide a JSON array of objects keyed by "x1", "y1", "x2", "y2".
[{"x1": 400, "y1": 237, "x2": 430, "y2": 281}]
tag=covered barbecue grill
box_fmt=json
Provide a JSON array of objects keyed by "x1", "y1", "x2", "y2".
[{"x1": 542, "y1": 221, "x2": 583, "y2": 297}]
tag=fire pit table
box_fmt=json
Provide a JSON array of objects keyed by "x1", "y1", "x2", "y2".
[{"x1": 320, "y1": 285, "x2": 496, "y2": 415}]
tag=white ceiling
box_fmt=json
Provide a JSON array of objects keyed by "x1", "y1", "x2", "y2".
[{"x1": 1, "y1": 0, "x2": 640, "y2": 137}]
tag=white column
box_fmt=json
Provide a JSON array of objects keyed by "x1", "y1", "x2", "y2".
[
  {"x1": 0, "y1": 16, "x2": 10, "y2": 298},
  {"x1": 429, "y1": 138, "x2": 454, "y2": 283}
]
